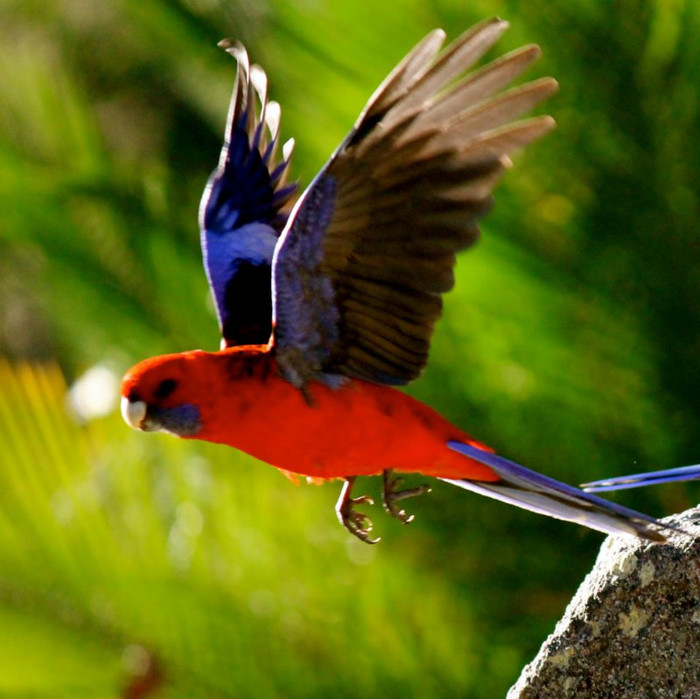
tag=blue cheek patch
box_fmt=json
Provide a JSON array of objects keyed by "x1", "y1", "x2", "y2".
[{"x1": 151, "y1": 403, "x2": 202, "y2": 437}]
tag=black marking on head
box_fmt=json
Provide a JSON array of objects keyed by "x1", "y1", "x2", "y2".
[{"x1": 154, "y1": 378, "x2": 178, "y2": 401}]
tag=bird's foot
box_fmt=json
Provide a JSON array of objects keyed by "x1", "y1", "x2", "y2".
[
  {"x1": 382, "y1": 469, "x2": 431, "y2": 524},
  {"x1": 335, "y1": 477, "x2": 380, "y2": 544}
]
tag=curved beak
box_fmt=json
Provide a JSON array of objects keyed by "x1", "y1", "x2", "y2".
[
  {"x1": 121, "y1": 396, "x2": 148, "y2": 430},
  {"x1": 120, "y1": 397, "x2": 201, "y2": 436}
]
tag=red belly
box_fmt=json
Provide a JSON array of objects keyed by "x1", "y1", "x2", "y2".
[{"x1": 196, "y1": 371, "x2": 498, "y2": 482}]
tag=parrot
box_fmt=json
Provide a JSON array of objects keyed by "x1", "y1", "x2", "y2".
[{"x1": 121, "y1": 17, "x2": 674, "y2": 544}]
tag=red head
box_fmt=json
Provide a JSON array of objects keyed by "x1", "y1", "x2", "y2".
[
  {"x1": 120, "y1": 351, "x2": 212, "y2": 437},
  {"x1": 121, "y1": 345, "x2": 274, "y2": 439}
]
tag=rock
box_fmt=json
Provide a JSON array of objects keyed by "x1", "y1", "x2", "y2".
[{"x1": 509, "y1": 506, "x2": 700, "y2": 698}]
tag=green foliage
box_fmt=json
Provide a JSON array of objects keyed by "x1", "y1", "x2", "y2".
[
  {"x1": 1, "y1": 0, "x2": 699, "y2": 696},
  {"x1": 0, "y1": 362, "x2": 530, "y2": 697}
]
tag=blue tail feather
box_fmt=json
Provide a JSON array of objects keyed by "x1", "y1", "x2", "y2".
[
  {"x1": 443, "y1": 442, "x2": 676, "y2": 542},
  {"x1": 581, "y1": 464, "x2": 700, "y2": 492}
]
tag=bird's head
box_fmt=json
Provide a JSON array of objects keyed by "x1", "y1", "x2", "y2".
[{"x1": 121, "y1": 351, "x2": 207, "y2": 437}]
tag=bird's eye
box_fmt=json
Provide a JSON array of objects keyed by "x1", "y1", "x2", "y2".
[{"x1": 155, "y1": 378, "x2": 178, "y2": 400}]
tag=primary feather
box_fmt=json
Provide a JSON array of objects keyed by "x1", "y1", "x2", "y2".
[
  {"x1": 271, "y1": 18, "x2": 557, "y2": 389},
  {"x1": 199, "y1": 40, "x2": 296, "y2": 347}
]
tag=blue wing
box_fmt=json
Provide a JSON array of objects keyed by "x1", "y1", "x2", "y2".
[
  {"x1": 445, "y1": 442, "x2": 675, "y2": 541},
  {"x1": 271, "y1": 19, "x2": 558, "y2": 389},
  {"x1": 581, "y1": 464, "x2": 700, "y2": 492},
  {"x1": 200, "y1": 40, "x2": 296, "y2": 347}
]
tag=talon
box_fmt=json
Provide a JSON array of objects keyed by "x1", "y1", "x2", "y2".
[
  {"x1": 335, "y1": 477, "x2": 380, "y2": 544},
  {"x1": 382, "y1": 469, "x2": 431, "y2": 524}
]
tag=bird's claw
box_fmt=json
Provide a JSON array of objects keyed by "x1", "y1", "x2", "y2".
[
  {"x1": 335, "y1": 472, "x2": 431, "y2": 543},
  {"x1": 336, "y1": 479, "x2": 380, "y2": 544},
  {"x1": 382, "y1": 470, "x2": 431, "y2": 524}
]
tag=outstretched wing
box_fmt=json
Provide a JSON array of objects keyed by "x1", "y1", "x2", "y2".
[
  {"x1": 271, "y1": 18, "x2": 557, "y2": 389},
  {"x1": 200, "y1": 40, "x2": 296, "y2": 347}
]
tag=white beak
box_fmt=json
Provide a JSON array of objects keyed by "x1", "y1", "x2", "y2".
[{"x1": 121, "y1": 396, "x2": 147, "y2": 429}]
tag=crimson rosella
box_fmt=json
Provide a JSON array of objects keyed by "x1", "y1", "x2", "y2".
[{"x1": 121, "y1": 18, "x2": 673, "y2": 543}]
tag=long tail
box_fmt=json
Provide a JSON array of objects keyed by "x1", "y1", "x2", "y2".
[
  {"x1": 581, "y1": 464, "x2": 700, "y2": 492},
  {"x1": 443, "y1": 442, "x2": 674, "y2": 542}
]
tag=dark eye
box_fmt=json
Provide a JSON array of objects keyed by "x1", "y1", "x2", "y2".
[{"x1": 155, "y1": 378, "x2": 178, "y2": 400}]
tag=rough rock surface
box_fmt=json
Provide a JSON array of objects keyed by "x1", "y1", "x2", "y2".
[{"x1": 509, "y1": 506, "x2": 700, "y2": 698}]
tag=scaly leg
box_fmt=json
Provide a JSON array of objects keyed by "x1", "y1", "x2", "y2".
[
  {"x1": 382, "y1": 469, "x2": 431, "y2": 524},
  {"x1": 335, "y1": 477, "x2": 380, "y2": 544}
]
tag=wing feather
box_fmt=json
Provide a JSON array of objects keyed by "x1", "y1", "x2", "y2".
[
  {"x1": 272, "y1": 20, "x2": 556, "y2": 388},
  {"x1": 199, "y1": 41, "x2": 297, "y2": 347}
]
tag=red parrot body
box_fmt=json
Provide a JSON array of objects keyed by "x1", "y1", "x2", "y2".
[
  {"x1": 121, "y1": 21, "x2": 676, "y2": 543},
  {"x1": 122, "y1": 347, "x2": 496, "y2": 482}
]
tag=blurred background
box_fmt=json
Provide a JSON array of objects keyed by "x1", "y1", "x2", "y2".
[{"x1": 1, "y1": 0, "x2": 699, "y2": 696}]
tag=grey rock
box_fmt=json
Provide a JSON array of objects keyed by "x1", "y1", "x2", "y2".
[{"x1": 509, "y1": 506, "x2": 700, "y2": 698}]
